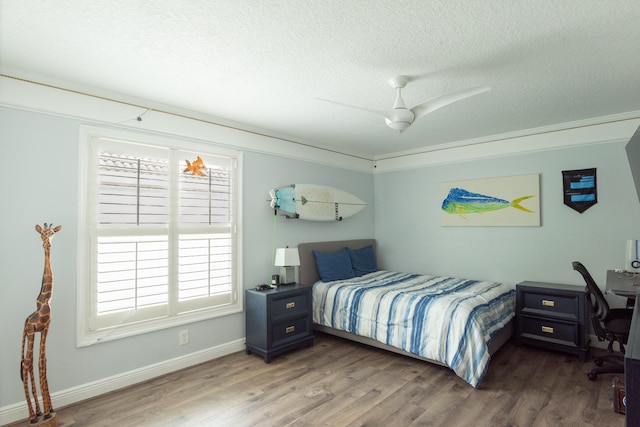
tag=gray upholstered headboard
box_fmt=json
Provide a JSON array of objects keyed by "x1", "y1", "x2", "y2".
[{"x1": 297, "y1": 239, "x2": 376, "y2": 285}]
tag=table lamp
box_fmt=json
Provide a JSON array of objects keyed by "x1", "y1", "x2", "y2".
[{"x1": 274, "y1": 247, "x2": 300, "y2": 285}]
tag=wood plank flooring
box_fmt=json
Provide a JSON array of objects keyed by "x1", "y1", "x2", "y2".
[{"x1": 7, "y1": 333, "x2": 626, "y2": 426}]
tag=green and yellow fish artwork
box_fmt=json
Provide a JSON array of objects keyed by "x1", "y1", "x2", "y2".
[{"x1": 442, "y1": 187, "x2": 535, "y2": 218}]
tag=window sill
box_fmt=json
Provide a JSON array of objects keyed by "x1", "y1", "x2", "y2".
[{"x1": 77, "y1": 303, "x2": 242, "y2": 347}]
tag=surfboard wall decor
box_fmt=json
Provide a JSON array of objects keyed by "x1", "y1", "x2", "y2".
[{"x1": 269, "y1": 184, "x2": 366, "y2": 221}]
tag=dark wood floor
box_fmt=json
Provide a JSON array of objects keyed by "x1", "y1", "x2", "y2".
[{"x1": 9, "y1": 333, "x2": 626, "y2": 427}]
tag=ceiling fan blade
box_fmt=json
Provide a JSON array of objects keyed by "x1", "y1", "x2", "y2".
[
  {"x1": 317, "y1": 98, "x2": 387, "y2": 118},
  {"x1": 410, "y1": 86, "x2": 491, "y2": 120}
]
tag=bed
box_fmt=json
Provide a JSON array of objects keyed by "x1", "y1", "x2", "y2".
[{"x1": 298, "y1": 239, "x2": 515, "y2": 388}]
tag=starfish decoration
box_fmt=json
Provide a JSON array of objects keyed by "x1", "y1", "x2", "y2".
[{"x1": 184, "y1": 156, "x2": 207, "y2": 176}]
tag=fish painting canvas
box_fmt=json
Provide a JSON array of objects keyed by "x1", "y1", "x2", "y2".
[{"x1": 441, "y1": 174, "x2": 540, "y2": 226}]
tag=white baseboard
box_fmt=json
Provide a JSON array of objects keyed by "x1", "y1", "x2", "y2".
[
  {"x1": 588, "y1": 334, "x2": 629, "y2": 352},
  {"x1": 0, "y1": 339, "x2": 245, "y2": 426},
  {"x1": 589, "y1": 334, "x2": 607, "y2": 350}
]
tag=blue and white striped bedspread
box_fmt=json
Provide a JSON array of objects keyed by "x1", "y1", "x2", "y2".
[{"x1": 312, "y1": 271, "x2": 515, "y2": 388}]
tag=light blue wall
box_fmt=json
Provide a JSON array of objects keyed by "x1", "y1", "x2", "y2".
[
  {"x1": 0, "y1": 106, "x2": 373, "y2": 408},
  {"x1": 374, "y1": 141, "x2": 640, "y2": 305},
  {"x1": 244, "y1": 151, "x2": 374, "y2": 285},
  {"x1": 2, "y1": 100, "x2": 637, "y2": 414}
]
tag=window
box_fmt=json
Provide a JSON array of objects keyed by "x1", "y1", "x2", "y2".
[{"x1": 78, "y1": 129, "x2": 242, "y2": 346}]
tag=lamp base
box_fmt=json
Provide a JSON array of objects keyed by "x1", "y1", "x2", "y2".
[{"x1": 280, "y1": 266, "x2": 296, "y2": 285}]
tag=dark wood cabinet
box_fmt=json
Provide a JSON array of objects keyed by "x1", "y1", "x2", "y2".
[
  {"x1": 516, "y1": 281, "x2": 590, "y2": 361},
  {"x1": 245, "y1": 284, "x2": 314, "y2": 363}
]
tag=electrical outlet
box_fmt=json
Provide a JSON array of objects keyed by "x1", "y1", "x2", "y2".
[{"x1": 179, "y1": 329, "x2": 189, "y2": 346}]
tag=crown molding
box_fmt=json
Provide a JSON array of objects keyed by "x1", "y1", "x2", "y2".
[
  {"x1": 0, "y1": 74, "x2": 373, "y2": 173},
  {"x1": 373, "y1": 112, "x2": 640, "y2": 173},
  {"x1": 3, "y1": 74, "x2": 639, "y2": 175}
]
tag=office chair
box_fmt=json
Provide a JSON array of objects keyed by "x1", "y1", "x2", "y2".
[{"x1": 572, "y1": 261, "x2": 634, "y2": 380}]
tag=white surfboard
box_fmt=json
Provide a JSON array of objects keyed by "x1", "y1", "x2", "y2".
[{"x1": 269, "y1": 184, "x2": 366, "y2": 221}]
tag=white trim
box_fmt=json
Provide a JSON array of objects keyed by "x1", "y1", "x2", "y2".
[
  {"x1": 77, "y1": 127, "x2": 243, "y2": 346},
  {"x1": 588, "y1": 335, "x2": 610, "y2": 351},
  {"x1": 2, "y1": 75, "x2": 639, "y2": 174},
  {"x1": 78, "y1": 302, "x2": 243, "y2": 347},
  {"x1": 0, "y1": 339, "x2": 246, "y2": 426},
  {"x1": 0, "y1": 75, "x2": 373, "y2": 173},
  {"x1": 373, "y1": 113, "x2": 640, "y2": 172}
]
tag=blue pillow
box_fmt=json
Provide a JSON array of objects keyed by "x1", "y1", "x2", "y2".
[
  {"x1": 313, "y1": 248, "x2": 355, "y2": 282},
  {"x1": 347, "y1": 245, "x2": 378, "y2": 276}
]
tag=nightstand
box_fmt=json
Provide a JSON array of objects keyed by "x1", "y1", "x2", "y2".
[
  {"x1": 516, "y1": 281, "x2": 590, "y2": 361},
  {"x1": 245, "y1": 284, "x2": 314, "y2": 363}
]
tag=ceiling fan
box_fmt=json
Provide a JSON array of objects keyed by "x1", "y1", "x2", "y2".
[{"x1": 319, "y1": 75, "x2": 490, "y2": 133}]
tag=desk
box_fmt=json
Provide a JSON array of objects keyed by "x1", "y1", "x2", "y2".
[
  {"x1": 625, "y1": 288, "x2": 640, "y2": 427},
  {"x1": 606, "y1": 271, "x2": 639, "y2": 425},
  {"x1": 605, "y1": 270, "x2": 639, "y2": 307}
]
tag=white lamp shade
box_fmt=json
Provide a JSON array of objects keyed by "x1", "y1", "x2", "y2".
[{"x1": 274, "y1": 247, "x2": 300, "y2": 267}]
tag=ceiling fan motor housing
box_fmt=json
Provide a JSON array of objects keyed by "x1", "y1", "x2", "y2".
[{"x1": 385, "y1": 108, "x2": 414, "y2": 130}]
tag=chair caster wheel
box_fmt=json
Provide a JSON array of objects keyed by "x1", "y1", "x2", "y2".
[{"x1": 587, "y1": 371, "x2": 598, "y2": 381}]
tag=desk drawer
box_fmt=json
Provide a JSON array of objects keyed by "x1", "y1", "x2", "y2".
[
  {"x1": 272, "y1": 315, "x2": 311, "y2": 347},
  {"x1": 519, "y1": 315, "x2": 581, "y2": 347}
]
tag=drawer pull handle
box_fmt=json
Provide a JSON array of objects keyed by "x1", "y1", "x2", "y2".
[
  {"x1": 542, "y1": 299, "x2": 555, "y2": 307},
  {"x1": 285, "y1": 326, "x2": 295, "y2": 333},
  {"x1": 541, "y1": 326, "x2": 554, "y2": 334},
  {"x1": 286, "y1": 302, "x2": 295, "y2": 309}
]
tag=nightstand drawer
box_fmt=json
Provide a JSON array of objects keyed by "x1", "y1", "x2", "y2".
[
  {"x1": 520, "y1": 291, "x2": 581, "y2": 321},
  {"x1": 271, "y1": 292, "x2": 309, "y2": 319},
  {"x1": 272, "y1": 315, "x2": 311, "y2": 347},
  {"x1": 519, "y1": 316, "x2": 581, "y2": 347}
]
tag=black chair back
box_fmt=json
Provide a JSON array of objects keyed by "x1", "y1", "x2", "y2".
[{"x1": 572, "y1": 261, "x2": 610, "y2": 340}]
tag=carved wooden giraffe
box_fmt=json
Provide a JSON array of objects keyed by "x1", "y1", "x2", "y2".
[{"x1": 21, "y1": 223, "x2": 61, "y2": 425}]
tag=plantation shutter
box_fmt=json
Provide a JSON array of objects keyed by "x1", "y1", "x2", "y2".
[
  {"x1": 89, "y1": 137, "x2": 237, "y2": 332},
  {"x1": 177, "y1": 155, "x2": 235, "y2": 313}
]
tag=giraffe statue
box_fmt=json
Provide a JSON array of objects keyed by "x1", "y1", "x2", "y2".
[{"x1": 20, "y1": 223, "x2": 61, "y2": 425}]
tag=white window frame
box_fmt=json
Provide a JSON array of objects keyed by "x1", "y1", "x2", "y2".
[{"x1": 77, "y1": 126, "x2": 243, "y2": 347}]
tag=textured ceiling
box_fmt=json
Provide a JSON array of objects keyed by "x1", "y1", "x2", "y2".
[{"x1": 1, "y1": 1, "x2": 640, "y2": 159}]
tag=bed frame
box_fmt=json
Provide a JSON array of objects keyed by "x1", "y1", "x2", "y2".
[{"x1": 298, "y1": 239, "x2": 514, "y2": 366}]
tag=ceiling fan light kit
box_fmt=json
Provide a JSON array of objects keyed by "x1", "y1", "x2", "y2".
[
  {"x1": 385, "y1": 115, "x2": 413, "y2": 131},
  {"x1": 320, "y1": 75, "x2": 491, "y2": 134}
]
